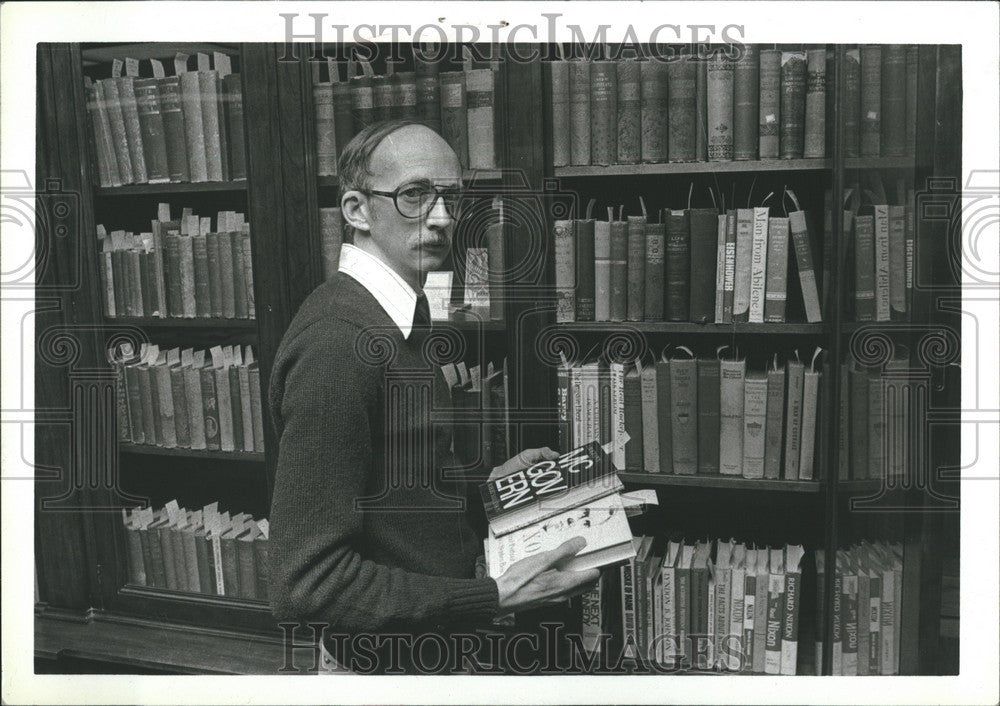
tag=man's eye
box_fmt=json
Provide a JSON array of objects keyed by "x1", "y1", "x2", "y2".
[{"x1": 399, "y1": 187, "x2": 426, "y2": 200}]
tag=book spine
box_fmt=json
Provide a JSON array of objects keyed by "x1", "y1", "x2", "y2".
[
  {"x1": 228, "y1": 366, "x2": 244, "y2": 452},
  {"x1": 223, "y1": 74, "x2": 247, "y2": 180},
  {"x1": 733, "y1": 45, "x2": 759, "y2": 160},
  {"x1": 888, "y1": 205, "x2": 907, "y2": 316},
  {"x1": 844, "y1": 49, "x2": 861, "y2": 157},
  {"x1": 85, "y1": 83, "x2": 112, "y2": 186},
  {"x1": 697, "y1": 358, "x2": 721, "y2": 474},
  {"x1": 169, "y1": 366, "x2": 191, "y2": 448},
  {"x1": 163, "y1": 234, "x2": 183, "y2": 314},
  {"x1": 231, "y1": 232, "x2": 248, "y2": 318},
  {"x1": 655, "y1": 362, "x2": 673, "y2": 475},
  {"x1": 555, "y1": 365, "x2": 570, "y2": 453},
  {"x1": 764, "y1": 366, "x2": 785, "y2": 479},
  {"x1": 857, "y1": 572, "x2": 871, "y2": 675},
  {"x1": 665, "y1": 211, "x2": 690, "y2": 321},
  {"x1": 764, "y1": 572, "x2": 785, "y2": 674},
  {"x1": 779, "y1": 51, "x2": 807, "y2": 159},
  {"x1": 548, "y1": 60, "x2": 571, "y2": 167},
  {"x1": 623, "y1": 371, "x2": 644, "y2": 470},
  {"x1": 905, "y1": 46, "x2": 918, "y2": 156},
  {"x1": 178, "y1": 235, "x2": 196, "y2": 318},
  {"x1": 867, "y1": 371, "x2": 885, "y2": 480},
  {"x1": 169, "y1": 525, "x2": 188, "y2": 590},
  {"x1": 667, "y1": 56, "x2": 696, "y2": 162},
  {"x1": 237, "y1": 539, "x2": 258, "y2": 600},
  {"x1": 350, "y1": 76, "x2": 374, "y2": 135},
  {"x1": 803, "y1": 49, "x2": 827, "y2": 158},
  {"x1": 639, "y1": 60, "x2": 669, "y2": 163},
  {"x1": 254, "y1": 538, "x2": 270, "y2": 601},
  {"x1": 395, "y1": 71, "x2": 418, "y2": 121},
  {"x1": 250, "y1": 366, "x2": 265, "y2": 452},
  {"x1": 594, "y1": 222, "x2": 611, "y2": 321},
  {"x1": 553, "y1": 220, "x2": 576, "y2": 322},
  {"x1": 752, "y1": 569, "x2": 769, "y2": 672},
  {"x1": 763, "y1": 217, "x2": 790, "y2": 322},
  {"x1": 842, "y1": 574, "x2": 859, "y2": 675},
  {"x1": 880, "y1": 569, "x2": 895, "y2": 675},
  {"x1": 854, "y1": 214, "x2": 876, "y2": 321},
  {"x1": 695, "y1": 51, "x2": 708, "y2": 161},
  {"x1": 206, "y1": 231, "x2": 223, "y2": 317},
  {"x1": 748, "y1": 206, "x2": 770, "y2": 323},
  {"x1": 182, "y1": 529, "x2": 200, "y2": 592},
  {"x1": 215, "y1": 366, "x2": 235, "y2": 451},
  {"x1": 873, "y1": 205, "x2": 891, "y2": 321},
  {"x1": 372, "y1": 75, "x2": 392, "y2": 122},
  {"x1": 123, "y1": 366, "x2": 145, "y2": 444},
  {"x1": 758, "y1": 50, "x2": 781, "y2": 159},
  {"x1": 714, "y1": 215, "x2": 727, "y2": 322},
  {"x1": 742, "y1": 573, "x2": 757, "y2": 672},
  {"x1": 313, "y1": 83, "x2": 337, "y2": 176},
  {"x1": 688, "y1": 208, "x2": 718, "y2": 323},
  {"x1": 790, "y1": 210, "x2": 822, "y2": 322},
  {"x1": 881, "y1": 45, "x2": 907, "y2": 157},
  {"x1": 199, "y1": 71, "x2": 223, "y2": 181},
  {"x1": 733, "y1": 209, "x2": 754, "y2": 321},
  {"x1": 569, "y1": 61, "x2": 592, "y2": 166},
  {"x1": 719, "y1": 358, "x2": 746, "y2": 476},
  {"x1": 126, "y1": 249, "x2": 143, "y2": 317},
  {"x1": 179, "y1": 72, "x2": 207, "y2": 181},
  {"x1": 643, "y1": 222, "x2": 665, "y2": 321},
  {"x1": 868, "y1": 573, "x2": 882, "y2": 674},
  {"x1": 640, "y1": 366, "x2": 660, "y2": 473},
  {"x1": 466, "y1": 68, "x2": 496, "y2": 169},
  {"x1": 199, "y1": 367, "x2": 221, "y2": 450},
  {"x1": 706, "y1": 51, "x2": 734, "y2": 161},
  {"x1": 218, "y1": 231, "x2": 236, "y2": 318},
  {"x1": 728, "y1": 567, "x2": 745, "y2": 671},
  {"x1": 153, "y1": 364, "x2": 177, "y2": 447},
  {"x1": 662, "y1": 566, "x2": 676, "y2": 662},
  {"x1": 137, "y1": 365, "x2": 158, "y2": 444},
  {"x1": 242, "y1": 231, "x2": 255, "y2": 319},
  {"x1": 138, "y1": 251, "x2": 153, "y2": 316},
  {"x1": 609, "y1": 363, "x2": 626, "y2": 469},
  {"x1": 439, "y1": 72, "x2": 468, "y2": 168},
  {"x1": 784, "y1": 361, "x2": 805, "y2": 479},
  {"x1": 589, "y1": 61, "x2": 617, "y2": 166},
  {"x1": 713, "y1": 565, "x2": 730, "y2": 669},
  {"x1": 626, "y1": 216, "x2": 647, "y2": 321},
  {"x1": 192, "y1": 235, "x2": 210, "y2": 317},
  {"x1": 621, "y1": 559, "x2": 637, "y2": 658},
  {"x1": 798, "y1": 368, "x2": 820, "y2": 480},
  {"x1": 609, "y1": 221, "x2": 628, "y2": 321},
  {"x1": 221, "y1": 536, "x2": 241, "y2": 597},
  {"x1": 574, "y1": 219, "x2": 596, "y2": 321},
  {"x1": 133, "y1": 78, "x2": 169, "y2": 182},
  {"x1": 101, "y1": 78, "x2": 135, "y2": 184},
  {"x1": 123, "y1": 520, "x2": 146, "y2": 585},
  {"x1": 194, "y1": 533, "x2": 213, "y2": 594},
  {"x1": 905, "y1": 193, "x2": 915, "y2": 316},
  {"x1": 157, "y1": 77, "x2": 190, "y2": 182},
  {"x1": 742, "y1": 374, "x2": 768, "y2": 479},
  {"x1": 157, "y1": 525, "x2": 178, "y2": 589},
  {"x1": 183, "y1": 367, "x2": 206, "y2": 450},
  {"x1": 779, "y1": 570, "x2": 801, "y2": 674},
  {"x1": 414, "y1": 58, "x2": 441, "y2": 135},
  {"x1": 723, "y1": 210, "x2": 737, "y2": 322},
  {"x1": 113, "y1": 362, "x2": 130, "y2": 442},
  {"x1": 860, "y1": 45, "x2": 882, "y2": 157},
  {"x1": 616, "y1": 60, "x2": 641, "y2": 164},
  {"x1": 669, "y1": 358, "x2": 698, "y2": 475}
]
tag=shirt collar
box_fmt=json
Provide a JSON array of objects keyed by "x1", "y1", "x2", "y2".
[{"x1": 338, "y1": 243, "x2": 419, "y2": 339}]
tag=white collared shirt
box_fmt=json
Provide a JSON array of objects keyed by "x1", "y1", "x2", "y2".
[{"x1": 338, "y1": 243, "x2": 420, "y2": 340}]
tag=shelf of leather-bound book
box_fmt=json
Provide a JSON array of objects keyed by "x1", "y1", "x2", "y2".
[
  {"x1": 95, "y1": 179, "x2": 248, "y2": 197},
  {"x1": 104, "y1": 316, "x2": 258, "y2": 331},
  {"x1": 316, "y1": 169, "x2": 505, "y2": 189},
  {"x1": 618, "y1": 472, "x2": 820, "y2": 494},
  {"x1": 554, "y1": 156, "x2": 915, "y2": 178},
  {"x1": 119, "y1": 442, "x2": 264, "y2": 463},
  {"x1": 559, "y1": 321, "x2": 824, "y2": 335}
]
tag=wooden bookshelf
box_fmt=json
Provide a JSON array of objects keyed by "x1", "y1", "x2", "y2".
[
  {"x1": 557, "y1": 321, "x2": 825, "y2": 335},
  {"x1": 95, "y1": 180, "x2": 248, "y2": 196},
  {"x1": 554, "y1": 156, "x2": 915, "y2": 178},
  {"x1": 618, "y1": 472, "x2": 821, "y2": 493},
  {"x1": 317, "y1": 169, "x2": 503, "y2": 188},
  {"x1": 119, "y1": 443, "x2": 265, "y2": 463},
  {"x1": 104, "y1": 316, "x2": 258, "y2": 330}
]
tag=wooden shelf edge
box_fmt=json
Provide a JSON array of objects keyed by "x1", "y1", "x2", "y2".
[
  {"x1": 555, "y1": 322, "x2": 825, "y2": 335},
  {"x1": 619, "y1": 472, "x2": 821, "y2": 493},
  {"x1": 554, "y1": 157, "x2": 914, "y2": 177},
  {"x1": 120, "y1": 443, "x2": 265, "y2": 462},
  {"x1": 96, "y1": 180, "x2": 248, "y2": 196},
  {"x1": 104, "y1": 317, "x2": 258, "y2": 330}
]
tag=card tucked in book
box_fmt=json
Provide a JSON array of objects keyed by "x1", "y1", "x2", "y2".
[{"x1": 480, "y1": 441, "x2": 623, "y2": 538}]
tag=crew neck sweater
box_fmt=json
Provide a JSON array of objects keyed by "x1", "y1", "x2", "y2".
[{"x1": 268, "y1": 272, "x2": 499, "y2": 636}]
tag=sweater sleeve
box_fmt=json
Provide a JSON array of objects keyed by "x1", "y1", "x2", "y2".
[{"x1": 268, "y1": 321, "x2": 499, "y2": 633}]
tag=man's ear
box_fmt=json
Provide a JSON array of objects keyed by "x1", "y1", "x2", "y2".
[{"x1": 341, "y1": 190, "x2": 372, "y2": 235}]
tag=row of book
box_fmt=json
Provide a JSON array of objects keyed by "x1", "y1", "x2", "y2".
[
  {"x1": 554, "y1": 193, "x2": 822, "y2": 324},
  {"x1": 443, "y1": 359, "x2": 511, "y2": 472},
  {"x1": 122, "y1": 500, "x2": 269, "y2": 600},
  {"x1": 581, "y1": 538, "x2": 807, "y2": 674},
  {"x1": 98, "y1": 206, "x2": 255, "y2": 320},
  {"x1": 85, "y1": 53, "x2": 246, "y2": 187},
  {"x1": 549, "y1": 44, "x2": 918, "y2": 167},
  {"x1": 815, "y1": 542, "x2": 904, "y2": 675},
  {"x1": 110, "y1": 342, "x2": 264, "y2": 454},
  {"x1": 559, "y1": 348, "x2": 824, "y2": 481},
  {"x1": 313, "y1": 54, "x2": 497, "y2": 173},
  {"x1": 837, "y1": 353, "x2": 916, "y2": 482}
]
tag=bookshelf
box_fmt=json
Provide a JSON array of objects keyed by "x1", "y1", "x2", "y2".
[{"x1": 34, "y1": 41, "x2": 959, "y2": 676}]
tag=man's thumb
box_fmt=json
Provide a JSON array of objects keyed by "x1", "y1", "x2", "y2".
[{"x1": 542, "y1": 536, "x2": 588, "y2": 568}]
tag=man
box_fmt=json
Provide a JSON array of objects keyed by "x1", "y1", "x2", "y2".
[{"x1": 268, "y1": 120, "x2": 598, "y2": 673}]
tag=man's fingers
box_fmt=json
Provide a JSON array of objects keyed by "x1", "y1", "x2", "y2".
[
  {"x1": 534, "y1": 536, "x2": 587, "y2": 570},
  {"x1": 516, "y1": 446, "x2": 560, "y2": 467}
]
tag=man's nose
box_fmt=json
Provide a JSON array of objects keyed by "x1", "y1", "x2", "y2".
[{"x1": 424, "y1": 195, "x2": 454, "y2": 229}]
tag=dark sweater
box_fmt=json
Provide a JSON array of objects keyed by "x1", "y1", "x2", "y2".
[{"x1": 268, "y1": 272, "x2": 499, "y2": 639}]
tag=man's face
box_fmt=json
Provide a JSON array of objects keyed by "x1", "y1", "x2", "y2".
[{"x1": 363, "y1": 125, "x2": 462, "y2": 287}]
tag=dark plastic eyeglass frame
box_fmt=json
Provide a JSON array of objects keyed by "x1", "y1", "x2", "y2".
[{"x1": 365, "y1": 182, "x2": 464, "y2": 220}]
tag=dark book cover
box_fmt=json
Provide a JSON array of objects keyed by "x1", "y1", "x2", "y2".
[
  {"x1": 733, "y1": 45, "x2": 759, "y2": 160},
  {"x1": 123, "y1": 364, "x2": 145, "y2": 444},
  {"x1": 655, "y1": 359, "x2": 673, "y2": 475},
  {"x1": 217, "y1": 231, "x2": 236, "y2": 318},
  {"x1": 222, "y1": 73, "x2": 246, "y2": 180},
  {"x1": 790, "y1": 211, "x2": 822, "y2": 323},
  {"x1": 350, "y1": 74, "x2": 374, "y2": 135},
  {"x1": 181, "y1": 524, "x2": 201, "y2": 592},
  {"x1": 616, "y1": 59, "x2": 641, "y2": 164},
  {"x1": 126, "y1": 249, "x2": 143, "y2": 317},
  {"x1": 643, "y1": 220, "x2": 665, "y2": 322},
  {"x1": 231, "y1": 232, "x2": 248, "y2": 319},
  {"x1": 608, "y1": 218, "x2": 628, "y2": 321},
  {"x1": 163, "y1": 233, "x2": 183, "y2": 316},
  {"x1": 844, "y1": 49, "x2": 861, "y2": 157},
  {"x1": 123, "y1": 516, "x2": 146, "y2": 585},
  {"x1": 194, "y1": 528, "x2": 216, "y2": 595},
  {"x1": 880, "y1": 45, "x2": 907, "y2": 157},
  {"x1": 548, "y1": 60, "x2": 571, "y2": 167},
  {"x1": 569, "y1": 60, "x2": 592, "y2": 166},
  {"x1": 697, "y1": 356, "x2": 721, "y2": 474},
  {"x1": 779, "y1": 51, "x2": 807, "y2": 159},
  {"x1": 168, "y1": 364, "x2": 191, "y2": 448},
  {"x1": 859, "y1": 45, "x2": 882, "y2": 157},
  {"x1": 313, "y1": 82, "x2": 336, "y2": 176},
  {"x1": 556, "y1": 364, "x2": 571, "y2": 454},
  {"x1": 136, "y1": 362, "x2": 157, "y2": 445},
  {"x1": 574, "y1": 218, "x2": 596, "y2": 321},
  {"x1": 626, "y1": 216, "x2": 646, "y2": 321},
  {"x1": 415, "y1": 54, "x2": 441, "y2": 133},
  {"x1": 177, "y1": 234, "x2": 197, "y2": 318},
  {"x1": 623, "y1": 367, "x2": 644, "y2": 470},
  {"x1": 905, "y1": 46, "x2": 918, "y2": 156},
  {"x1": 153, "y1": 362, "x2": 177, "y2": 447},
  {"x1": 237, "y1": 534, "x2": 259, "y2": 600},
  {"x1": 249, "y1": 365, "x2": 265, "y2": 453},
  {"x1": 695, "y1": 51, "x2": 708, "y2": 161},
  {"x1": 639, "y1": 60, "x2": 668, "y2": 163},
  {"x1": 254, "y1": 537, "x2": 270, "y2": 601},
  {"x1": 665, "y1": 209, "x2": 691, "y2": 322},
  {"x1": 206, "y1": 231, "x2": 223, "y2": 317},
  {"x1": 117, "y1": 77, "x2": 146, "y2": 182},
  {"x1": 199, "y1": 366, "x2": 221, "y2": 450},
  {"x1": 688, "y1": 207, "x2": 719, "y2": 323},
  {"x1": 144, "y1": 518, "x2": 169, "y2": 588},
  {"x1": 331, "y1": 81, "x2": 354, "y2": 159},
  {"x1": 221, "y1": 528, "x2": 246, "y2": 597},
  {"x1": 138, "y1": 250, "x2": 153, "y2": 317},
  {"x1": 667, "y1": 55, "x2": 697, "y2": 162},
  {"x1": 214, "y1": 73, "x2": 230, "y2": 182},
  {"x1": 669, "y1": 354, "x2": 698, "y2": 475},
  {"x1": 804, "y1": 49, "x2": 827, "y2": 158},
  {"x1": 158, "y1": 523, "x2": 179, "y2": 590},
  {"x1": 758, "y1": 49, "x2": 781, "y2": 160},
  {"x1": 157, "y1": 76, "x2": 190, "y2": 182},
  {"x1": 372, "y1": 74, "x2": 392, "y2": 122},
  {"x1": 706, "y1": 50, "x2": 734, "y2": 161},
  {"x1": 553, "y1": 220, "x2": 575, "y2": 322},
  {"x1": 136, "y1": 522, "x2": 155, "y2": 586},
  {"x1": 110, "y1": 250, "x2": 126, "y2": 317},
  {"x1": 439, "y1": 71, "x2": 469, "y2": 168},
  {"x1": 192, "y1": 234, "x2": 210, "y2": 317},
  {"x1": 394, "y1": 71, "x2": 418, "y2": 121},
  {"x1": 228, "y1": 365, "x2": 244, "y2": 452},
  {"x1": 133, "y1": 78, "x2": 170, "y2": 182}
]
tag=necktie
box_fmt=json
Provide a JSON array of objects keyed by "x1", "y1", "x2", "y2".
[{"x1": 413, "y1": 292, "x2": 432, "y2": 331}]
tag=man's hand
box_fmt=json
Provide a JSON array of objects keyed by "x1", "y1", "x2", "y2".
[
  {"x1": 494, "y1": 537, "x2": 600, "y2": 613},
  {"x1": 489, "y1": 446, "x2": 560, "y2": 481}
]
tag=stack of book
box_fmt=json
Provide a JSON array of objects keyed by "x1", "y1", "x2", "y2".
[
  {"x1": 97, "y1": 205, "x2": 254, "y2": 320},
  {"x1": 443, "y1": 359, "x2": 510, "y2": 472},
  {"x1": 85, "y1": 52, "x2": 246, "y2": 187},
  {"x1": 548, "y1": 44, "x2": 918, "y2": 167},
  {"x1": 558, "y1": 347, "x2": 824, "y2": 482},
  {"x1": 581, "y1": 537, "x2": 806, "y2": 674},
  {"x1": 109, "y1": 342, "x2": 264, "y2": 454},
  {"x1": 814, "y1": 541, "x2": 903, "y2": 675},
  {"x1": 554, "y1": 194, "x2": 821, "y2": 324},
  {"x1": 122, "y1": 500, "x2": 269, "y2": 600},
  {"x1": 837, "y1": 350, "x2": 914, "y2": 482},
  {"x1": 482, "y1": 442, "x2": 634, "y2": 578},
  {"x1": 312, "y1": 50, "x2": 498, "y2": 172}
]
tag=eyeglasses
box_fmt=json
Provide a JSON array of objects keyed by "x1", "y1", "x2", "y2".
[{"x1": 365, "y1": 181, "x2": 464, "y2": 220}]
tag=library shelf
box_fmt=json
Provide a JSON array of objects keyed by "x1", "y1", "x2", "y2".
[
  {"x1": 618, "y1": 472, "x2": 821, "y2": 493},
  {"x1": 95, "y1": 180, "x2": 248, "y2": 197},
  {"x1": 104, "y1": 316, "x2": 258, "y2": 331},
  {"x1": 556, "y1": 321, "x2": 825, "y2": 335},
  {"x1": 316, "y1": 169, "x2": 504, "y2": 189},
  {"x1": 119, "y1": 443, "x2": 265, "y2": 463},
  {"x1": 553, "y1": 156, "x2": 914, "y2": 178}
]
